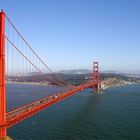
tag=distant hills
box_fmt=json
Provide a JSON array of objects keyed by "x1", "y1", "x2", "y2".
[
  {"x1": 6, "y1": 68, "x2": 140, "y2": 86},
  {"x1": 57, "y1": 69, "x2": 91, "y2": 74},
  {"x1": 57, "y1": 69, "x2": 140, "y2": 78}
]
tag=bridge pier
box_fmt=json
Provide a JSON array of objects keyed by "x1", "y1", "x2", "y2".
[{"x1": 94, "y1": 84, "x2": 100, "y2": 93}]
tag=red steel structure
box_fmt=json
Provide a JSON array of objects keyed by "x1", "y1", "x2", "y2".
[
  {"x1": 93, "y1": 62, "x2": 100, "y2": 92},
  {"x1": 0, "y1": 10, "x2": 101, "y2": 139},
  {"x1": 0, "y1": 10, "x2": 7, "y2": 139}
]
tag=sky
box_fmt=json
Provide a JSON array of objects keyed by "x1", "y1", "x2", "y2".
[{"x1": 0, "y1": 0, "x2": 140, "y2": 73}]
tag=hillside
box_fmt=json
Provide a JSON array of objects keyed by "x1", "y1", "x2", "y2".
[{"x1": 7, "y1": 72, "x2": 140, "y2": 88}]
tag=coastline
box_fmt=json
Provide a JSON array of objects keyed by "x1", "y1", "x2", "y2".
[
  {"x1": 6, "y1": 81, "x2": 53, "y2": 87},
  {"x1": 101, "y1": 78, "x2": 139, "y2": 90}
]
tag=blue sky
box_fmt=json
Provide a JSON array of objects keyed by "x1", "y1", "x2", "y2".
[{"x1": 1, "y1": 0, "x2": 140, "y2": 73}]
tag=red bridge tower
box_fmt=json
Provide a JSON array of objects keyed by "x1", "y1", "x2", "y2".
[
  {"x1": 93, "y1": 62, "x2": 101, "y2": 92},
  {"x1": 0, "y1": 10, "x2": 7, "y2": 139}
]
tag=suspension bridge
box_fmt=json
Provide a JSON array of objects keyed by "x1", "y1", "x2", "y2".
[{"x1": 0, "y1": 10, "x2": 101, "y2": 139}]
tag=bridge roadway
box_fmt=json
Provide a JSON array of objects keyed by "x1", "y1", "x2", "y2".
[{"x1": 6, "y1": 81, "x2": 99, "y2": 128}]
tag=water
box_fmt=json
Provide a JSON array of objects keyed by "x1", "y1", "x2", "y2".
[{"x1": 7, "y1": 84, "x2": 140, "y2": 140}]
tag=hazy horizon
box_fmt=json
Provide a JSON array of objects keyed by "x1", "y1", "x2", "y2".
[{"x1": 57, "y1": 69, "x2": 140, "y2": 75}]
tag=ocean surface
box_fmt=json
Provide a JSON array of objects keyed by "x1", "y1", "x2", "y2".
[{"x1": 7, "y1": 84, "x2": 140, "y2": 140}]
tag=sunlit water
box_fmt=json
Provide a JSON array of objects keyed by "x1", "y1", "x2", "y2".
[{"x1": 7, "y1": 84, "x2": 140, "y2": 140}]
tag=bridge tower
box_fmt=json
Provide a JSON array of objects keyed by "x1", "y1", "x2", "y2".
[
  {"x1": 93, "y1": 62, "x2": 100, "y2": 92},
  {"x1": 0, "y1": 10, "x2": 7, "y2": 139}
]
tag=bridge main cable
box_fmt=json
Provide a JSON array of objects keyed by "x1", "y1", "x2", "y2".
[
  {"x1": 5, "y1": 35, "x2": 67, "y2": 86},
  {"x1": 5, "y1": 14, "x2": 72, "y2": 86}
]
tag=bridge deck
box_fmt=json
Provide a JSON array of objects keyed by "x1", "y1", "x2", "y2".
[{"x1": 6, "y1": 82, "x2": 99, "y2": 128}]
